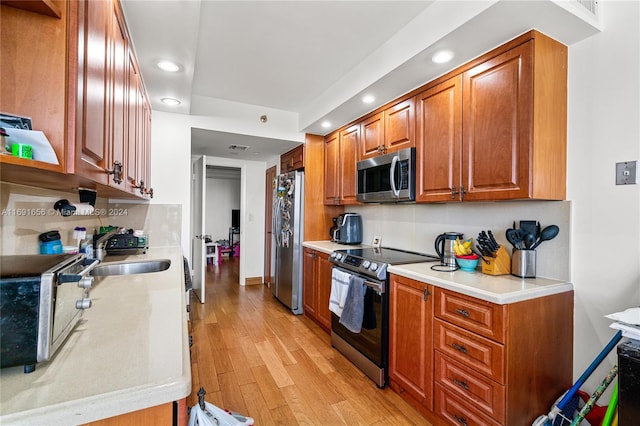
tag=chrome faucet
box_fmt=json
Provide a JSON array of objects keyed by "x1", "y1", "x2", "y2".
[{"x1": 94, "y1": 227, "x2": 125, "y2": 261}]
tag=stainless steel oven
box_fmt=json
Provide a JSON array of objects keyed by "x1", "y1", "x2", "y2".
[
  {"x1": 329, "y1": 247, "x2": 439, "y2": 387},
  {"x1": 1, "y1": 254, "x2": 99, "y2": 373},
  {"x1": 330, "y1": 266, "x2": 387, "y2": 387}
]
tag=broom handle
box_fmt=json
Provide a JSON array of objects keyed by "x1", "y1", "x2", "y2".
[
  {"x1": 557, "y1": 330, "x2": 622, "y2": 411},
  {"x1": 601, "y1": 380, "x2": 619, "y2": 426},
  {"x1": 570, "y1": 364, "x2": 618, "y2": 426}
]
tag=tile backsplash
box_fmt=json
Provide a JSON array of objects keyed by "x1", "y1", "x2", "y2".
[{"x1": 1, "y1": 182, "x2": 181, "y2": 255}]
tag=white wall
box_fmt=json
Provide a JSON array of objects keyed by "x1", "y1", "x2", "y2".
[
  {"x1": 567, "y1": 0, "x2": 640, "y2": 389},
  {"x1": 205, "y1": 176, "x2": 240, "y2": 241}
]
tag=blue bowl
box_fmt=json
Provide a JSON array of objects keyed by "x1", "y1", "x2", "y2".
[{"x1": 455, "y1": 256, "x2": 479, "y2": 272}]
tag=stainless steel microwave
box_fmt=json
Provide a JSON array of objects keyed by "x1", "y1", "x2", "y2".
[{"x1": 356, "y1": 147, "x2": 415, "y2": 203}]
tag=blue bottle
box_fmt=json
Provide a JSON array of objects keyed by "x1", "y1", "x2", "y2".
[{"x1": 39, "y1": 231, "x2": 63, "y2": 254}]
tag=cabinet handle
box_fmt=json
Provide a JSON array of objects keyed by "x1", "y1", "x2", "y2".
[
  {"x1": 133, "y1": 180, "x2": 145, "y2": 195},
  {"x1": 452, "y1": 414, "x2": 468, "y2": 426},
  {"x1": 452, "y1": 378, "x2": 469, "y2": 390},
  {"x1": 145, "y1": 187, "x2": 154, "y2": 199},
  {"x1": 460, "y1": 184, "x2": 466, "y2": 200},
  {"x1": 423, "y1": 288, "x2": 430, "y2": 301},
  {"x1": 451, "y1": 186, "x2": 458, "y2": 200},
  {"x1": 106, "y1": 161, "x2": 123, "y2": 184},
  {"x1": 451, "y1": 343, "x2": 468, "y2": 354},
  {"x1": 455, "y1": 308, "x2": 470, "y2": 318}
]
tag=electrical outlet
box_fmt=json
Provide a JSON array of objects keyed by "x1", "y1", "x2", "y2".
[
  {"x1": 372, "y1": 236, "x2": 381, "y2": 247},
  {"x1": 616, "y1": 161, "x2": 638, "y2": 185}
]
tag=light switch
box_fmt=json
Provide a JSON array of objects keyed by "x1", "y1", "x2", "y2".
[{"x1": 616, "y1": 161, "x2": 638, "y2": 185}]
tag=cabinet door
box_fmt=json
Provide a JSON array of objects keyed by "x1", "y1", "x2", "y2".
[
  {"x1": 76, "y1": 0, "x2": 110, "y2": 184},
  {"x1": 323, "y1": 132, "x2": 340, "y2": 205},
  {"x1": 416, "y1": 76, "x2": 462, "y2": 202},
  {"x1": 360, "y1": 113, "x2": 383, "y2": 159},
  {"x1": 339, "y1": 124, "x2": 359, "y2": 205},
  {"x1": 316, "y1": 252, "x2": 333, "y2": 331},
  {"x1": 389, "y1": 275, "x2": 434, "y2": 410},
  {"x1": 462, "y1": 41, "x2": 533, "y2": 201},
  {"x1": 107, "y1": 2, "x2": 127, "y2": 189},
  {"x1": 302, "y1": 248, "x2": 318, "y2": 318},
  {"x1": 384, "y1": 98, "x2": 415, "y2": 154}
]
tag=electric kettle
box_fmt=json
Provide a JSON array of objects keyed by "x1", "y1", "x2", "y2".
[{"x1": 435, "y1": 232, "x2": 464, "y2": 269}]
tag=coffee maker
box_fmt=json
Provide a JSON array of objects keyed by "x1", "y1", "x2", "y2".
[{"x1": 434, "y1": 232, "x2": 464, "y2": 271}]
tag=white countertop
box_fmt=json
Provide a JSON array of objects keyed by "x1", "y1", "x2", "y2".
[
  {"x1": 0, "y1": 247, "x2": 191, "y2": 425},
  {"x1": 304, "y1": 240, "x2": 573, "y2": 304}
]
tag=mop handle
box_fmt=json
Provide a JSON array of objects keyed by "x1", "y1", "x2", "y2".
[
  {"x1": 570, "y1": 363, "x2": 618, "y2": 426},
  {"x1": 557, "y1": 330, "x2": 622, "y2": 411}
]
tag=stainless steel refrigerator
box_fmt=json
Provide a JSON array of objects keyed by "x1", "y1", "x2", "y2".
[{"x1": 271, "y1": 170, "x2": 304, "y2": 314}]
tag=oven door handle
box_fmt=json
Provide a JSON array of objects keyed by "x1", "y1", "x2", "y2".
[{"x1": 363, "y1": 279, "x2": 383, "y2": 294}]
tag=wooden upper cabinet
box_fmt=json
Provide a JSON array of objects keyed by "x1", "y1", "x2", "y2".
[
  {"x1": 280, "y1": 144, "x2": 304, "y2": 172},
  {"x1": 323, "y1": 126, "x2": 359, "y2": 206},
  {"x1": 416, "y1": 76, "x2": 462, "y2": 202},
  {"x1": 108, "y1": 2, "x2": 128, "y2": 190},
  {"x1": 75, "y1": 0, "x2": 110, "y2": 185},
  {"x1": 0, "y1": 0, "x2": 151, "y2": 199},
  {"x1": 384, "y1": 98, "x2": 415, "y2": 154},
  {"x1": 462, "y1": 33, "x2": 566, "y2": 201},
  {"x1": 360, "y1": 112, "x2": 384, "y2": 159},
  {"x1": 324, "y1": 131, "x2": 340, "y2": 204},
  {"x1": 0, "y1": 3, "x2": 69, "y2": 174},
  {"x1": 338, "y1": 124, "x2": 359, "y2": 205},
  {"x1": 360, "y1": 98, "x2": 416, "y2": 160}
]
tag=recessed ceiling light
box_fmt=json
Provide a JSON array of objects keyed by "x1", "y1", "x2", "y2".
[
  {"x1": 362, "y1": 95, "x2": 375, "y2": 104},
  {"x1": 157, "y1": 60, "x2": 180, "y2": 72},
  {"x1": 161, "y1": 97, "x2": 181, "y2": 106},
  {"x1": 321, "y1": 121, "x2": 331, "y2": 128},
  {"x1": 432, "y1": 50, "x2": 454, "y2": 64}
]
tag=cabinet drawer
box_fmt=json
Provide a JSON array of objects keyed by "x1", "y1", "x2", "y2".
[
  {"x1": 435, "y1": 384, "x2": 502, "y2": 426},
  {"x1": 435, "y1": 319, "x2": 505, "y2": 383},
  {"x1": 435, "y1": 288, "x2": 506, "y2": 343},
  {"x1": 435, "y1": 352, "x2": 505, "y2": 423}
]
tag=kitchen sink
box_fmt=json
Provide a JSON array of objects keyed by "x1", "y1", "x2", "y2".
[{"x1": 91, "y1": 259, "x2": 171, "y2": 276}]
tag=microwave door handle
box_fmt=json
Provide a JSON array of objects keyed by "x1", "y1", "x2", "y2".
[{"x1": 390, "y1": 155, "x2": 400, "y2": 197}]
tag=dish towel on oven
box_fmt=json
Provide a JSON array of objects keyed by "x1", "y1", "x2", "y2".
[
  {"x1": 329, "y1": 268, "x2": 351, "y2": 317},
  {"x1": 339, "y1": 275, "x2": 366, "y2": 333}
]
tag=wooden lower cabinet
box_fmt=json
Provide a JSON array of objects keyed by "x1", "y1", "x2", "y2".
[
  {"x1": 389, "y1": 276, "x2": 574, "y2": 425},
  {"x1": 302, "y1": 248, "x2": 332, "y2": 332},
  {"x1": 83, "y1": 399, "x2": 187, "y2": 426},
  {"x1": 388, "y1": 275, "x2": 434, "y2": 410}
]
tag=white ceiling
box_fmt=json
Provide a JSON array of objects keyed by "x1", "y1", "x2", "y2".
[{"x1": 120, "y1": 0, "x2": 601, "y2": 162}]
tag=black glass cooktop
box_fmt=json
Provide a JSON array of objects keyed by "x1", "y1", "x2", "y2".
[{"x1": 336, "y1": 247, "x2": 440, "y2": 265}]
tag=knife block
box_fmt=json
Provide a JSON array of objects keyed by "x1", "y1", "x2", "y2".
[{"x1": 481, "y1": 245, "x2": 511, "y2": 275}]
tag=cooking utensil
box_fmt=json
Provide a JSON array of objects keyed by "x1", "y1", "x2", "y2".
[
  {"x1": 530, "y1": 225, "x2": 559, "y2": 249},
  {"x1": 524, "y1": 233, "x2": 536, "y2": 249}
]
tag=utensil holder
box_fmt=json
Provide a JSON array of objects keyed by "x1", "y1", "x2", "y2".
[
  {"x1": 511, "y1": 249, "x2": 536, "y2": 278},
  {"x1": 481, "y1": 245, "x2": 511, "y2": 275}
]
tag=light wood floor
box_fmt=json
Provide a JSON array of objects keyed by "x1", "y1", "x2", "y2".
[{"x1": 187, "y1": 258, "x2": 431, "y2": 425}]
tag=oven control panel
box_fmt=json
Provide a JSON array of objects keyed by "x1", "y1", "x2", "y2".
[{"x1": 330, "y1": 252, "x2": 385, "y2": 280}]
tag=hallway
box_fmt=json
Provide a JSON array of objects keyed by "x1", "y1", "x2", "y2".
[{"x1": 187, "y1": 258, "x2": 429, "y2": 425}]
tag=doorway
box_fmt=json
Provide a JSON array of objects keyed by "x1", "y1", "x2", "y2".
[
  {"x1": 205, "y1": 166, "x2": 241, "y2": 268},
  {"x1": 264, "y1": 165, "x2": 276, "y2": 287}
]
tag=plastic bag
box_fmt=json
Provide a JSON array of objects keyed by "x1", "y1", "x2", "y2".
[{"x1": 188, "y1": 400, "x2": 254, "y2": 426}]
